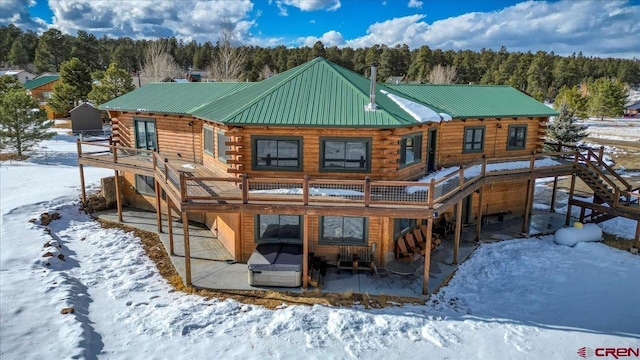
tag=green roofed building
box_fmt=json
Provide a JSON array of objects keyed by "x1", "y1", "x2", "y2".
[{"x1": 82, "y1": 57, "x2": 593, "y2": 293}]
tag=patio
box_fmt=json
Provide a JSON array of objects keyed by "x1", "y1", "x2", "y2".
[{"x1": 95, "y1": 207, "x2": 570, "y2": 298}]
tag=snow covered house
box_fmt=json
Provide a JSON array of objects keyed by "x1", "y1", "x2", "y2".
[{"x1": 77, "y1": 58, "x2": 639, "y2": 294}]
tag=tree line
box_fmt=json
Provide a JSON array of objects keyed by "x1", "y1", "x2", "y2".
[{"x1": 2, "y1": 24, "x2": 639, "y2": 102}]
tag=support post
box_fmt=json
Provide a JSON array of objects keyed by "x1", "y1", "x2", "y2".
[
  {"x1": 79, "y1": 164, "x2": 87, "y2": 206},
  {"x1": 364, "y1": 176, "x2": 371, "y2": 207},
  {"x1": 114, "y1": 170, "x2": 122, "y2": 222},
  {"x1": 476, "y1": 186, "x2": 484, "y2": 241},
  {"x1": 77, "y1": 140, "x2": 87, "y2": 206},
  {"x1": 634, "y1": 220, "x2": 640, "y2": 250},
  {"x1": 303, "y1": 175, "x2": 310, "y2": 206},
  {"x1": 522, "y1": 179, "x2": 534, "y2": 234},
  {"x1": 566, "y1": 174, "x2": 576, "y2": 225},
  {"x1": 168, "y1": 197, "x2": 174, "y2": 256},
  {"x1": 579, "y1": 207, "x2": 586, "y2": 223},
  {"x1": 422, "y1": 217, "x2": 433, "y2": 295},
  {"x1": 155, "y1": 180, "x2": 162, "y2": 233},
  {"x1": 302, "y1": 215, "x2": 309, "y2": 289},
  {"x1": 550, "y1": 176, "x2": 558, "y2": 213},
  {"x1": 453, "y1": 201, "x2": 462, "y2": 265},
  {"x1": 182, "y1": 211, "x2": 191, "y2": 286},
  {"x1": 242, "y1": 174, "x2": 248, "y2": 204}
]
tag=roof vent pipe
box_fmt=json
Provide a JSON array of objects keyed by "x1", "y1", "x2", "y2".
[{"x1": 367, "y1": 62, "x2": 379, "y2": 111}]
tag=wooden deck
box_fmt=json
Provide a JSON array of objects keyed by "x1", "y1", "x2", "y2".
[{"x1": 76, "y1": 139, "x2": 594, "y2": 219}]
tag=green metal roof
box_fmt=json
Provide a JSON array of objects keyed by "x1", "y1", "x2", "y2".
[
  {"x1": 388, "y1": 84, "x2": 559, "y2": 119},
  {"x1": 192, "y1": 57, "x2": 419, "y2": 127},
  {"x1": 24, "y1": 75, "x2": 59, "y2": 90},
  {"x1": 99, "y1": 82, "x2": 254, "y2": 115}
]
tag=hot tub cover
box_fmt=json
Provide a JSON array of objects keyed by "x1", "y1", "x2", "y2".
[{"x1": 247, "y1": 243, "x2": 303, "y2": 272}]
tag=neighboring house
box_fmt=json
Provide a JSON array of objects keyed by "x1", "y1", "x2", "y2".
[
  {"x1": 77, "y1": 58, "x2": 639, "y2": 294},
  {"x1": 624, "y1": 102, "x2": 640, "y2": 117},
  {"x1": 70, "y1": 102, "x2": 102, "y2": 134},
  {"x1": 0, "y1": 69, "x2": 36, "y2": 84},
  {"x1": 24, "y1": 74, "x2": 63, "y2": 119}
]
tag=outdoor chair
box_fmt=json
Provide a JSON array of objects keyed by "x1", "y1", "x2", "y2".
[
  {"x1": 412, "y1": 228, "x2": 427, "y2": 249},
  {"x1": 404, "y1": 233, "x2": 425, "y2": 255},
  {"x1": 396, "y1": 237, "x2": 413, "y2": 259}
]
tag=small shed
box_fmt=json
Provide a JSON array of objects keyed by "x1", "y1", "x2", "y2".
[{"x1": 70, "y1": 102, "x2": 102, "y2": 134}]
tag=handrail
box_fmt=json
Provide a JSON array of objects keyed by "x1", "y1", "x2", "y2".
[
  {"x1": 77, "y1": 141, "x2": 637, "y2": 214},
  {"x1": 586, "y1": 149, "x2": 631, "y2": 191}
]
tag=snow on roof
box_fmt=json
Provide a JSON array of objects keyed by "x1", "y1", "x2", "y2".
[{"x1": 380, "y1": 89, "x2": 451, "y2": 123}]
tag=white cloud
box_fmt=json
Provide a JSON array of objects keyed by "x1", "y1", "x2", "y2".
[
  {"x1": 277, "y1": 0, "x2": 340, "y2": 12},
  {"x1": 343, "y1": 0, "x2": 640, "y2": 58},
  {"x1": 46, "y1": 0, "x2": 255, "y2": 42},
  {"x1": 408, "y1": 0, "x2": 422, "y2": 9},
  {"x1": 299, "y1": 30, "x2": 344, "y2": 47},
  {"x1": 0, "y1": 0, "x2": 48, "y2": 33}
]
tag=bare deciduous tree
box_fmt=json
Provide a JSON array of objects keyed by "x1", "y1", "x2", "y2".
[
  {"x1": 428, "y1": 64, "x2": 457, "y2": 84},
  {"x1": 208, "y1": 20, "x2": 247, "y2": 82},
  {"x1": 258, "y1": 65, "x2": 277, "y2": 80},
  {"x1": 141, "y1": 40, "x2": 183, "y2": 82}
]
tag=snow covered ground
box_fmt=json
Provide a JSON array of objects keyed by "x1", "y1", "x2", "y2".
[{"x1": 1, "y1": 130, "x2": 639, "y2": 359}]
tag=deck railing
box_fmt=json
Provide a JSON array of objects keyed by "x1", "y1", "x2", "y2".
[{"x1": 78, "y1": 139, "x2": 638, "y2": 214}]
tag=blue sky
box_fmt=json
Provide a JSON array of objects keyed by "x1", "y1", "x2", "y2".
[{"x1": 2, "y1": 0, "x2": 639, "y2": 58}]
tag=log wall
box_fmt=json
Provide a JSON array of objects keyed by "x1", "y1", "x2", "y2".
[
  {"x1": 437, "y1": 117, "x2": 546, "y2": 166},
  {"x1": 112, "y1": 112, "x2": 203, "y2": 164}
]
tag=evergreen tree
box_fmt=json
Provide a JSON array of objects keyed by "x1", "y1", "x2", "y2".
[
  {"x1": 588, "y1": 78, "x2": 627, "y2": 120},
  {"x1": 0, "y1": 82, "x2": 53, "y2": 156},
  {"x1": 34, "y1": 28, "x2": 71, "y2": 72},
  {"x1": 0, "y1": 75, "x2": 22, "y2": 93},
  {"x1": 554, "y1": 85, "x2": 588, "y2": 118},
  {"x1": 8, "y1": 39, "x2": 29, "y2": 67},
  {"x1": 71, "y1": 30, "x2": 102, "y2": 71},
  {"x1": 49, "y1": 57, "x2": 92, "y2": 115},
  {"x1": 88, "y1": 63, "x2": 135, "y2": 106},
  {"x1": 546, "y1": 104, "x2": 588, "y2": 146}
]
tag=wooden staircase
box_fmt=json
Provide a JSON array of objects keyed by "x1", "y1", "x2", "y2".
[{"x1": 570, "y1": 149, "x2": 640, "y2": 224}]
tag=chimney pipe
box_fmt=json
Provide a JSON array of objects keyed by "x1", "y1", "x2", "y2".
[{"x1": 367, "y1": 63, "x2": 379, "y2": 111}]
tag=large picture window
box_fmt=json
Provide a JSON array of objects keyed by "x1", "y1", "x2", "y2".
[
  {"x1": 400, "y1": 133, "x2": 422, "y2": 166},
  {"x1": 255, "y1": 215, "x2": 302, "y2": 243},
  {"x1": 217, "y1": 130, "x2": 229, "y2": 163},
  {"x1": 321, "y1": 138, "x2": 371, "y2": 172},
  {"x1": 252, "y1": 136, "x2": 302, "y2": 170},
  {"x1": 134, "y1": 118, "x2": 157, "y2": 151},
  {"x1": 203, "y1": 126, "x2": 214, "y2": 155},
  {"x1": 319, "y1": 216, "x2": 367, "y2": 245},
  {"x1": 463, "y1": 126, "x2": 485, "y2": 153},
  {"x1": 507, "y1": 125, "x2": 527, "y2": 150}
]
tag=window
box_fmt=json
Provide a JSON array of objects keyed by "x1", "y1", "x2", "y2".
[
  {"x1": 217, "y1": 131, "x2": 229, "y2": 163},
  {"x1": 203, "y1": 126, "x2": 214, "y2": 155},
  {"x1": 42, "y1": 91, "x2": 53, "y2": 99},
  {"x1": 134, "y1": 118, "x2": 157, "y2": 151},
  {"x1": 252, "y1": 136, "x2": 302, "y2": 170},
  {"x1": 321, "y1": 138, "x2": 371, "y2": 172},
  {"x1": 507, "y1": 125, "x2": 527, "y2": 150},
  {"x1": 135, "y1": 175, "x2": 155, "y2": 196},
  {"x1": 463, "y1": 126, "x2": 485, "y2": 153},
  {"x1": 393, "y1": 218, "x2": 417, "y2": 239},
  {"x1": 400, "y1": 133, "x2": 422, "y2": 166},
  {"x1": 319, "y1": 216, "x2": 367, "y2": 245},
  {"x1": 255, "y1": 215, "x2": 302, "y2": 243}
]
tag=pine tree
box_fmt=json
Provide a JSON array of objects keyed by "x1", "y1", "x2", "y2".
[
  {"x1": 587, "y1": 78, "x2": 627, "y2": 120},
  {"x1": 8, "y1": 39, "x2": 29, "y2": 67},
  {"x1": 0, "y1": 83, "x2": 53, "y2": 156},
  {"x1": 546, "y1": 104, "x2": 588, "y2": 146},
  {"x1": 554, "y1": 85, "x2": 587, "y2": 118},
  {"x1": 88, "y1": 63, "x2": 135, "y2": 105},
  {"x1": 49, "y1": 57, "x2": 93, "y2": 115},
  {"x1": 88, "y1": 63, "x2": 135, "y2": 106}
]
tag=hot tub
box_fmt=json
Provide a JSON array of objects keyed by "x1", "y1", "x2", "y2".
[{"x1": 247, "y1": 243, "x2": 303, "y2": 287}]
